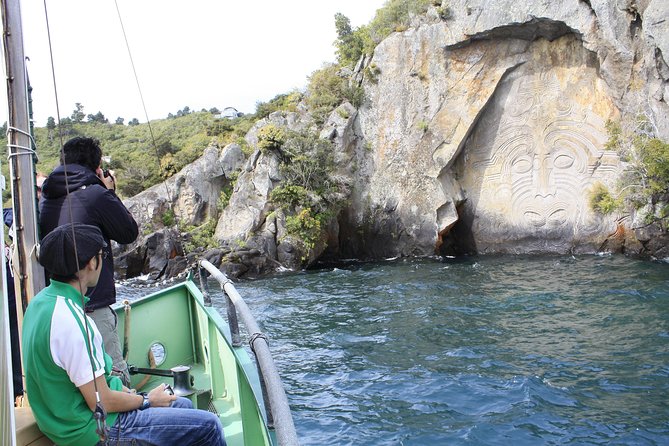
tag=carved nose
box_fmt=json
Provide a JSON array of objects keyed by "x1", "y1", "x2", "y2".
[{"x1": 533, "y1": 156, "x2": 556, "y2": 198}]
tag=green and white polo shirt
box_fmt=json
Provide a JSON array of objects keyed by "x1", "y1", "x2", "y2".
[{"x1": 22, "y1": 280, "x2": 122, "y2": 446}]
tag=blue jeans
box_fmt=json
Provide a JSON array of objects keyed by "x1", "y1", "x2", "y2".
[{"x1": 104, "y1": 397, "x2": 226, "y2": 445}]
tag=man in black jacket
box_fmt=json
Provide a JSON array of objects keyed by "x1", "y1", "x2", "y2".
[{"x1": 39, "y1": 136, "x2": 138, "y2": 385}]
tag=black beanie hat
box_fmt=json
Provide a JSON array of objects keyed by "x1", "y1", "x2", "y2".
[{"x1": 38, "y1": 223, "x2": 107, "y2": 276}]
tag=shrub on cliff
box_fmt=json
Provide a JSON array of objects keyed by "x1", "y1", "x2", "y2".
[
  {"x1": 257, "y1": 124, "x2": 287, "y2": 153},
  {"x1": 306, "y1": 64, "x2": 363, "y2": 124},
  {"x1": 589, "y1": 182, "x2": 621, "y2": 214},
  {"x1": 604, "y1": 116, "x2": 669, "y2": 224},
  {"x1": 254, "y1": 91, "x2": 303, "y2": 119},
  {"x1": 270, "y1": 131, "x2": 347, "y2": 253},
  {"x1": 334, "y1": 0, "x2": 433, "y2": 67}
]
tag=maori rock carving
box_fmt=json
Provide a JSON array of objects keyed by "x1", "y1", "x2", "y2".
[{"x1": 461, "y1": 65, "x2": 621, "y2": 251}]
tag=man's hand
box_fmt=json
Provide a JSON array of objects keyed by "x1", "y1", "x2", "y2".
[
  {"x1": 147, "y1": 383, "x2": 177, "y2": 407},
  {"x1": 80, "y1": 376, "x2": 175, "y2": 412},
  {"x1": 96, "y1": 167, "x2": 116, "y2": 191}
]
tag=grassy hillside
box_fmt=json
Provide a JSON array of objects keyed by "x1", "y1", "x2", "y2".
[{"x1": 27, "y1": 111, "x2": 250, "y2": 198}]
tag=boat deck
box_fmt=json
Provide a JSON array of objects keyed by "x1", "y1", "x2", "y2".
[{"x1": 15, "y1": 407, "x2": 53, "y2": 446}]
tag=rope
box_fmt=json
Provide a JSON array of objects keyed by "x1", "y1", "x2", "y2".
[
  {"x1": 249, "y1": 332, "x2": 269, "y2": 353},
  {"x1": 5, "y1": 125, "x2": 38, "y2": 161},
  {"x1": 5, "y1": 145, "x2": 37, "y2": 157},
  {"x1": 4, "y1": 127, "x2": 39, "y2": 247},
  {"x1": 112, "y1": 0, "x2": 188, "y2": 255}
]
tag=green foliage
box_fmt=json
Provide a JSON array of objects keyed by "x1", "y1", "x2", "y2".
[
  {"x1": 217, "y1": 172, "x2": 238, "y2": 211},
  {"x1": 605, "y1": 115, "x2": 669, "y2": 225},
  {"x1": 606, "y1": 116, "x2": 669, "y2": 197},
  {"x1": 254, "y1": 91, "x2": 303, "y2": 119},
  {"x1": 181, "y1": 218, "x2": 217, "y2": 253},
  {"x1": 306, "y1": 64, "x2": 363, "y2": 125},
  {"x1": 436, "y1": 3, "x2": 452, "y2": 20},
  {"x1": 334, "y1": 1, "x2": 432, "y2": 67},
  {"x1": 605, "y1": 120, "x2": 623, "y2": 152},
  {"x1": 638, "y1": 137, "x2": 669, "y2": 196},
  {"x1": 345, "y1": 86, "x2": 365, "y2": 108},
  {"x1": 257, "y1": 124, "x2": 287, "y2": 153},
  {"x1": 271, "y1": 185, "x2": 310, "y2": 209},
  {"x1": 159, "y1": 153, "x2": 178, "y2": 178},
  {"x1": 417, "y1": 120, "x2": 429, "y2": 132},
  {"x1": 285, "y1": 208, "x2": 326, "y2": 251},
  {"x1": 218, "y1": 188, "x2": 232, "y2": 211},
  {"x1": 87, "y1": 111, "x2": 108, "y2": 124},
  {"x1": 161, "y1": 208, "x2": 176, "y2": 227},
  {"x1": 589, "y1": 182, "x2": 620, "y2": 214},
  {"x1": 369, "y1": 0, "x2": 431, "y2": 38},
  {"x1": 71, "y1": 103, "x2": 85, "y2": 123},
  {"x1": 334, "y1": 13, "x2": 367, "y2": 68},
  {"x1": 364, "y1": 63, "x2": 381, "y2": 84},
  {"x1": 270, "y1": 131, "x2": 349, "y2": 254},
  {"x1": 280, "y1": 133, "x2": 340, "y2": 200},
  {"x1": 27, "y1": 110, "x2": 251, "y2": 198}
]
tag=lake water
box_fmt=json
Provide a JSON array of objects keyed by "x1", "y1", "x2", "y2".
[{"x1": 121, "y1": 254, "x2": 669, "y2": 445}]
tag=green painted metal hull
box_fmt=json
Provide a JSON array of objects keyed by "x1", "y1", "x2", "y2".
[{"x1": 114, "y1": 279, "x2": 276, "y2": 446}]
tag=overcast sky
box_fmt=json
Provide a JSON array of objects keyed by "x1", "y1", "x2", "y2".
[{"x1": 2, "y1": 0, "x2": 385, "y2": 127}]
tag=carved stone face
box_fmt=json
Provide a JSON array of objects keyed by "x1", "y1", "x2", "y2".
[{"x1": 461, "y1": 69, "x2": 620, "y2": 249}]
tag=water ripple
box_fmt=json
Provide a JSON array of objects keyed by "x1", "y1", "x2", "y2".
[{"x1": 120, "y1": 255, "x2": 669, "y2": 445}]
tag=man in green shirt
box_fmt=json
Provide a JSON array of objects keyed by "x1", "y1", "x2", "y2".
[{"x1": 22, "y1": 223, "x2": 226, "y2": 445}]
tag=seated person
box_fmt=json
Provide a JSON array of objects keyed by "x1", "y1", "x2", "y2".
[{"x1": 22, "y1": 223, "x2": 226, "y2": 445}]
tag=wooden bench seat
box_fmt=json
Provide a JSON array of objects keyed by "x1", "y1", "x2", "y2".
[{"x1": 15, "y1": 407, "x2": 53, "y2": 446}]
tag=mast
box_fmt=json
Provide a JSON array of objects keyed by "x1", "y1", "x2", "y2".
[{"x1": 2, "y1": 0, "x2": 46, "y2": 312}]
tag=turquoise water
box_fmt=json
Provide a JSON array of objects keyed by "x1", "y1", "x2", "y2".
[{"x1": 228, "y1": 255, "x2": 669, "y2": 445}]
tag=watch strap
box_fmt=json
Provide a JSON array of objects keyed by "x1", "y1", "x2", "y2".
[{"x1": 139, "y1": 394, "x2": 150, "y2": 410}]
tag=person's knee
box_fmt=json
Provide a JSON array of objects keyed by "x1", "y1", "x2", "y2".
[
  {"x1": 171, "y1": 396, "x2": 193, "y2": 409},
  {"x1": 200, "y1": 411, "x2": 226, "y2": 445}
]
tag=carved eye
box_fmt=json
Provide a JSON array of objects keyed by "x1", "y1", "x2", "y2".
[
  {"x1": 553, "y1": 154, "x2": 575, "y2": 169},
  {"x1": 512, "y1": 156, "x2": 533, "y2": 174},
  {"x1": 547, "y1": 209, "x2": 568, "y2": 226},
  {"x1": 524, "y1": 211, "x2": 545, "y2": 227}
]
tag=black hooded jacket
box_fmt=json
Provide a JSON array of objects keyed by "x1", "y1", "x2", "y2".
[{"x1": 39, "y1": 163, "x2": 138, "y2": 310}]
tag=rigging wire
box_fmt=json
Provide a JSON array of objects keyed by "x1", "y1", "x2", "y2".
[
  {"x1": 41, "y1": 0, "x2": 108, "y2": 441},
  {"x1": 112, "y1": 0, "x2": 186, "y2": 256}
]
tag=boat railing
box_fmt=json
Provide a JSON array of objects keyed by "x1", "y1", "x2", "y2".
[{"x1": 198, "y1": 260, "x2": 299, "y2": 446}]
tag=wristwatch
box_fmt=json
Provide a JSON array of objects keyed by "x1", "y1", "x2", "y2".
[{"x1": 139, "y1": 394, "x2": 150, "y2": 410}]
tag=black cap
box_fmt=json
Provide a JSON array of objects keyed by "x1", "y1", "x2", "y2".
[{"x1": 39, "y1": 223, "x2": 107, "y2": 276}]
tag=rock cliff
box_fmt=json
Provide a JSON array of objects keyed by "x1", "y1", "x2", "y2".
[{"x1": 117, "y1": 0, "x2": 669, "y2": 280}]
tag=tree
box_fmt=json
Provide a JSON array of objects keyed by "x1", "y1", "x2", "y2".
[
  {"x1": 209, "y1": 107, "x2": 220, "y2": 114},
  {"x1": 128, "y1": 118, "x2": 140, "y2": 126},
  {"x1": 306, "y1": 64, "x2": 350, "y2": 124},
  {"x1": 87, "y1": 111, "x2": 108, "y2": 124},
  {"x1": 334, "y1": 13, "x2": 365, "y2": 67},
  {"x1": 115, "y1": 117, "x2": 125, "y2": 125},
  {"x1": 71, "y1": 103, "x2": 85, "y2": 123},
  {"x1": 176, "y1": 106, "x2": 191, "y2": 117},
  {"x1": 46, "y1": 117, "x2": 56, "y2": 141}
]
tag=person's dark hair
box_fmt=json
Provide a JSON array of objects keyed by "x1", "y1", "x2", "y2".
[
  {"x1": 48, "y1": 253, "x2": 100, "y2": 283},
  {"x1": 61, "y1": 137, "x2": 102, "y2": 171},
  {"x1": 49, "y1": 272, "x2": 78, "y2": 283}
]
